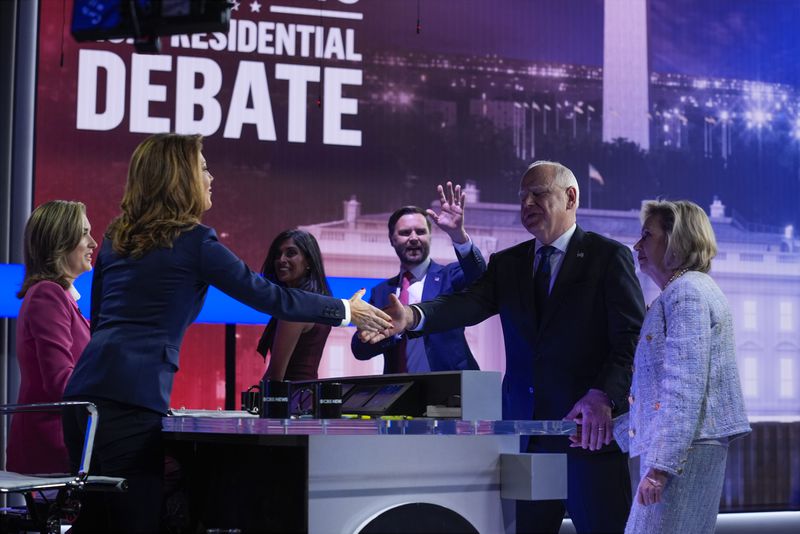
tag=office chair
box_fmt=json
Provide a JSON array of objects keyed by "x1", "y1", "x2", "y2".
[{"x1": 0, "y1": 401, "x2": 127, "y2": 534}]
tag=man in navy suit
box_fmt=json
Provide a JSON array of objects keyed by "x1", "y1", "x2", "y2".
[
  {"x1": 351, "y1": 182, "x2": 486, "y2": 373},
  {"x1": 362, "y1": 162, "x2": 645, "y2": 533}
]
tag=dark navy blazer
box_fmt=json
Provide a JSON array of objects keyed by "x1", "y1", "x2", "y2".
[
  {"x1": 351, "y1": 244, "x2": 486, "y2": 374},
  {"x1": 64, "y1": 225, "x2": 346, "y2": 414},
  {"x1": 416, "y1": 227, "x2": 645, "y2": 427}
]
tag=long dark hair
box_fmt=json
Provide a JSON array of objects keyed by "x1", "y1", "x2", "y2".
[
  {"x1": 260, "y1": 229, "x2": 331, "y2": 295},
  {"x1": 257, "y1": 229, "x2": 331, "y2": 358}
]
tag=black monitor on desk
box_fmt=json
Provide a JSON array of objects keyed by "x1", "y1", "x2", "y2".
[
  {"x1": 341, "y1": 382, "x2": 415, "y2": 416},
  {"x1": 248, "y1": 371, "x2": 501, "y2": 420},
  {"x1": 318, "y1": 371, "x2": 501, "y2": 420}
]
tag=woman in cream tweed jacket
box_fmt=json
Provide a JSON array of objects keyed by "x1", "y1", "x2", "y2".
[{"x1": 612, "y1": 200, "x2": 750, "y2": 534}]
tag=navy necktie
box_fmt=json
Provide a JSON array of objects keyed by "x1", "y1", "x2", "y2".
[{"x1": 534, "y1": 245, "x2": 556, "y2": 322}]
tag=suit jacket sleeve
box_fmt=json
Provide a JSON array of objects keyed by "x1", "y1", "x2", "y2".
[
  {"x1": 199, "y1": 229, "x2": 346, "y2": 325},
  {"x1": 27, "y1": 284, "x2": 77, "y2": 399},
  {"x1": 612, "y1": 412, "x2": 631, "y2": 452},
  {"x1": 451, "y1": 242, "x2": 487, "y2": 290},
  {"x1": 645, "y1": 282, "x2": 712, "y2": 475},
  {"x1": 592, "y1": 245, "x2": 645, "y2": 412},
  {"x1": 416, "y1": 252, "x2": 499, "y2": 334}
]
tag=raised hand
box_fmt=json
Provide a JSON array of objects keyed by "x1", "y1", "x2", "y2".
[
  {"x1": 426, "y1": 181, "x2": 468, "y2": 244},
  {"x1": 348, "y1": 289, "x2": 392, "y2": 333}
]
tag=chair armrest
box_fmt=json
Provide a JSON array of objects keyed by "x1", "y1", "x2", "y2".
[{"x1": 1, "y1": 401, "x2": 99, "y2": 479}]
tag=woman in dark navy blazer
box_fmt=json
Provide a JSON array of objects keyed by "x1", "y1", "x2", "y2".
[{"x1": 62, "y1": 133, "x2": 390, "y2": 532}]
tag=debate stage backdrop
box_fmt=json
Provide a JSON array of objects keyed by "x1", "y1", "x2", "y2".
[{"x1": 31, "y1": 0, "x2": 800, "y2": 413}]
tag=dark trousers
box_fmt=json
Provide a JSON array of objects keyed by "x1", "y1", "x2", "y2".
[
  {"x1": 62, "y1": 398, "x2": 164, "y2": 533},
  {"x1": 517, "y1": 438, "x2": 632, "y2": 534}
]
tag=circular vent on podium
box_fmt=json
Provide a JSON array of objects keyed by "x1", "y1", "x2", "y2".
[{"x1": 357, "y1": 503, "x2": 478, "y2": 534}]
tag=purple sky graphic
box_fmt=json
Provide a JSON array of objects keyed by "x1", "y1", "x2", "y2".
[{"x1": 358, "y1": 0, "x2": 800, "y2": 86}]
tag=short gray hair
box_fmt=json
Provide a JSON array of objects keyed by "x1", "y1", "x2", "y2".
[
  {"x1": 524, "y1": 160, "x2": 580, "y2": 208},
  {"x1": 641, "y1": 199, "x2": 717, "y2": 273}
]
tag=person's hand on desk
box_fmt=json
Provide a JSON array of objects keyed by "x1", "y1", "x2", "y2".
[
  {"x1": 358, "y1": 293, "x2": 414, "y2": 344},
  {"x1": 564, "y1": 388, "x2": 613, "y2": 451},
  {"x1": 349, "y1": 289, "x2": 393, "y2": 333}
]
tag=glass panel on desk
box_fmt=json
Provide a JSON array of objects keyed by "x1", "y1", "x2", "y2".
[{"x1": 164, "y1": 412, "x2": 577, "y2": 437}]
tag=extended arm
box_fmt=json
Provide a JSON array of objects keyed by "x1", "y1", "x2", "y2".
[
  {"x1": 199, "y1": 230, "x2": 390, "y2": 331},
  {"x1": 415, "y1": 254, "x2": 497, "y2": 334},
  {"x1": 452, "y1": 242, "x2": 487, "y2": 289}
]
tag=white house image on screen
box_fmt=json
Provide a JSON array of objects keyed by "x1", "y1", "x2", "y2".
[{"x1": 301, "y1": 184, "x2": 800, "y2": 420}]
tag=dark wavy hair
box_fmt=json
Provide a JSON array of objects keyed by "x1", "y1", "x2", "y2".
[
  {"x1": 257, "y1": 229, "x2": 331, "y2": 359},
  {"x1": 107, "y1": 133, "x2": 205, "y2": 258},
  {"x1": 260, "y1": 229, "x2": 331, "y2": 295},
  {"x1": 18, "y1": 200, "x2": 87, "y2": 298},
  {"x1": 387, "y1": 206, "x2": 430, "y2": 236}
]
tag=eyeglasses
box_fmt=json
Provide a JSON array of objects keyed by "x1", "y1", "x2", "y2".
[{"x1": 517, "y1": 187, "x2": 569, "y2": 203}]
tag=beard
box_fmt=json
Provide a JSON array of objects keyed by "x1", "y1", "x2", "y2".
[{"x1": 395, "y1": 242, "x2": 430, "y2": 265}]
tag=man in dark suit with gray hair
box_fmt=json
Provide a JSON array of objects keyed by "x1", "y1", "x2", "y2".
[{"x1": 361, "y1": 161, "x2": 645, "y2": 533}]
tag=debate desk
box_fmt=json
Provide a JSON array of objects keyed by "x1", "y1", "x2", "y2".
[{"x1": 163, "y1": 372, "x2": 574, "y2": 533}]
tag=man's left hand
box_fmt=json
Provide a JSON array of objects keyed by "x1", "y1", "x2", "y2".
[
  {"x1": 427, "y1": 181, "x2": 468, "y2": 244},
  {"x1": 564, "y1": 388, "x2": 613, "y2": 451}
]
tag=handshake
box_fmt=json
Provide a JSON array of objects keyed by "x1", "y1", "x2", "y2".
[{"x1": 348, "y1": 291, "x2": 413, "y2": 344}]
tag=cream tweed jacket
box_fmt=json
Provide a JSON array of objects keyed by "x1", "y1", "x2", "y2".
[{"x1": 613, "y1": 271, "x2": 750, "y2": 475}]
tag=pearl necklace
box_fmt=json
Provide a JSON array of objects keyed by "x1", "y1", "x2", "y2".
[{"x1": 662, "y1": 268, "x2": 689, "y2": 291}]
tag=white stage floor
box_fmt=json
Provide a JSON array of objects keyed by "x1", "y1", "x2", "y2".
[{"x1": 557, "y1": 511, "x2": 800, "y2": 534}]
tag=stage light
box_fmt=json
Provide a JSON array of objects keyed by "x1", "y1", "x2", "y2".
[{"x1": 72, "y1": 0, "x2": 231, "y2": 54}]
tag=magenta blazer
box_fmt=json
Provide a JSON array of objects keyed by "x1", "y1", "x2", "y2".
[{"x1": 7, "y1": 281, "x2": 90, "y2": 474}]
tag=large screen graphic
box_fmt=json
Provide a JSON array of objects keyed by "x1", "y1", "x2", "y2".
[{"x1": 32, "y1": 0, "x2": 800, "y2": 416}]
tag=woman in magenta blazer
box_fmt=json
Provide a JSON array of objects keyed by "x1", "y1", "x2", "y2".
[{"x1": 7, "y1": 200, "x2": 97, "y2": 474}]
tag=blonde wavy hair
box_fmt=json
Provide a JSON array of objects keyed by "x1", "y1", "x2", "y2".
[
  {"x1": 18, "y1": 200, "x2": 87, "y2": 298},
  {"x1": 641, "y1": 199, "x2": 718, "y2": 273},
  {"x1": 108, "y1": 133, "x2": 206, "y2": 257}
]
